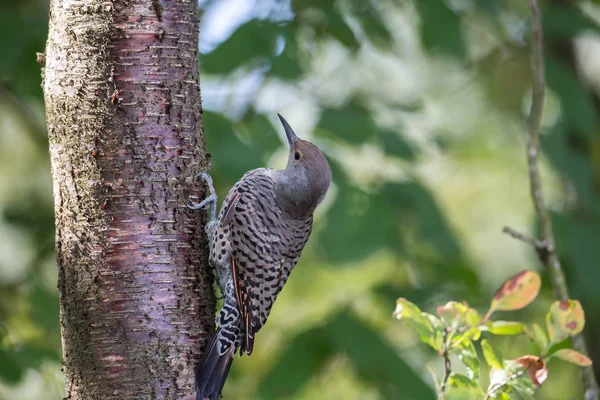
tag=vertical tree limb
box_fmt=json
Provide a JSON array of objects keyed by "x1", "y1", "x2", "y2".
[
  {"x1": 43, "y1": 0, "x2": 214, "y2": 398},
  {"x1": 504, "y1": 1, "x2": 599, "y2": 398}
]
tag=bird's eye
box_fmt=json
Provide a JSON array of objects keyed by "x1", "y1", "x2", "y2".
[{"x1": 294, "y1": 152, "x2": 301, "y2": 160}]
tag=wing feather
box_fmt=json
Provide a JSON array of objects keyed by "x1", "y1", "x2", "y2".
[{"x1": 219, "y1": 169, "x2": 312, "y2": 355}]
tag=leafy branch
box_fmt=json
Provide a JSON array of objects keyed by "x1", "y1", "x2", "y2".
[
  {"x1": 501, "y1": 0, "x2": 599, "y2": 398},
  {"x1": 394, "y1": 270, "x2": 592, "y2": 399}
]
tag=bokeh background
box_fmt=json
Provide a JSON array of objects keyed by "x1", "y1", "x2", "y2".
[{"x1": 2, "y1": 0, "x2": 600, "y2": 399}]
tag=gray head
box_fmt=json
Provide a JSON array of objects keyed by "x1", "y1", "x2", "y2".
[{"x1": 275, "y1": 114, "x2": 331, "y2": 218}]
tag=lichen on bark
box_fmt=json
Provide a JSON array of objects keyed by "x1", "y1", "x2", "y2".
[{"x1": 43, "y1": 0, "x2": 214, "y2": 398}]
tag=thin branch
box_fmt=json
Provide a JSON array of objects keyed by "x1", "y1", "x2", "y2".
[
  {"x1": 502, "y1": 226, "x2": 546, "y2": 250},
  {"x1": 439, "y1": 329, "x2": 452, "y2": 398},
  {"x1": 482, "y1": 369, "x2": 526, "y2": 400},
  {"x1": 504, "y1": 1, "x2": 600, "y2": 398}
]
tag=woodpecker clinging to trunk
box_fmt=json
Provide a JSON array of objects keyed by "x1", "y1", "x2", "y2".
[{"x1": 190, "y1": 114, "x2": 331, "y2": 400}]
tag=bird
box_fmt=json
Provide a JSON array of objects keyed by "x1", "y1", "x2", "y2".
[{"x1": 189, "y1": 114, "x2": 331, "y2": 400}]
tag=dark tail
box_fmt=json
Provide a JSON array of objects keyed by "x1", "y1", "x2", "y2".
[{"x1": 195, "y1": 329, "x2": 235, "y2": 400}]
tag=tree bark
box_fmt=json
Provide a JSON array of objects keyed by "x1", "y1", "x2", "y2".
[{"x1": 42, "y1": 1, "x2": 214, "y2": 399}]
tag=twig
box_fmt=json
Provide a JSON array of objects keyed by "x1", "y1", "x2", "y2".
[
  {"x1": 482, "y1": 369, "x2": 526, "y2": 400},
  {"x1": 502, "y1": 226, "x2": 546, "y2": 252},
  {"x1": 439, "y1": 329, "x2": 452, "y2": 398},
  {"x1": 504, "y1": 1, "x2": 600, "y2": 398}
]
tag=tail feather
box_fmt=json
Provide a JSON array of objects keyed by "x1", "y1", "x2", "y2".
[{"x1": 195, "y1": 329, "x2": 235, "y2": 400}]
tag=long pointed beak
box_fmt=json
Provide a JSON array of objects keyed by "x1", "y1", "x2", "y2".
[{"x1": 277, "y1": 113, "x2": 298, "y2": 147}]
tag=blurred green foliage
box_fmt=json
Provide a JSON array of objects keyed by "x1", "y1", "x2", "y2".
[{"x1": 2, "y1": 0, "x2": 600, "y2": 398}]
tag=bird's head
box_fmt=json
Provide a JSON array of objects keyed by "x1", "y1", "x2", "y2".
[{"x1": 275, "y1": 114, "x2": 331, "y2": 218}]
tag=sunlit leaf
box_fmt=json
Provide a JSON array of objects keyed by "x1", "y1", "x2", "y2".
[
  {"x1": 546, "y1": 300, "x2": 585, "y2": 344},
  {"x1": 394, "y1": 299, "x2": 443, "y2": 352},
  {"x1": 515, "y1": 356, "x2": 548, "y2": 388},
  {"x1": 394, "y1": 298, "x2": 434, "y2": 338},
  {"x1": 456, "y1": 339, "x2": 479, "y2": 380},
  {"x1": 437, "y1": 301, "x2": 481, "y2": 332},
  {"x1": 481, "y1": 339, "x2": 503, "y2": 369},
  {"x1": 528, "y1": 323, "x2": 549, "y2": 351},
  {"x1": 446, "y1": 373, "x2": 482, "y2": 400},
  {"x1": 551, "y1": 349, "x2": 592, "y2": 367},
  {"x1": 427, "y1": 314, "x2": 446, "y2": 352},
  {"x1": 485, "y1": 270, "x2": 541, "y2": 320},
  {"x1": 483, "y1": 321, "x2": 526, "y2": 336}
]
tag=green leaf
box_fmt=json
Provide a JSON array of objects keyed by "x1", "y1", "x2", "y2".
[
  {"x1": 415, "y1": 0, "x2": 466, "y2": 59},
  {"x1": 529, "y1": 323, "x2": 549, "y2": 350},
  {"x1": 350, "y1": 1, "x2": 393, "y2": 48},
  {"x1": 483, "y1": 321, "x2": 526, "y2": 336},
  {"x1": 437, "y1": 301, "x2": 481, "y2": 333},
  {"x1": 30, "y1": 283, "x2": 60, "y2": 333},
  {"x1": 457, "y1": 339, "x2": 480, "y2": 380},
  {"x1": 270, "y1": 28, "x2": 303, "y2": 80},
  {"x1": 515, "y1": 356, "x2": 548, "y2": 388},
  {"x1": 394, "y1": 298, "x2": 434, "y2": 338},
  {"x1": 318, "y1": 166, "x2": 401, "y2": 262},
  {"x1": 546, "y1": 300, "x2": 585, "y2": 344},
  {"x1": 481, "y1": 339, "x2": 503, "y2": 369},
  {"x1": 551, "y1": 349, "x2": 592, "y2": 366},
  {"x1": 317, "y1": 101, "x2": 377, "y2": 145},
  {"x1": 0, "y1": 343, "x2": 59, "y2": 384},
  {"x1": 543, "y1": 3, "x2": 600, "y2": 39},
  {"x1": 203, "y1": 112, "x2": 281, "y2": 184},
  {"x1": 485, "y1": 270, "x2": 541, "y2": 320},
  {"x1": 437, "y1": 301, "x2": 467, "y2": 328},
  {"x1": 0, "y1": 347, "x2": 23, "y2": 383},
  {"x1": 201, "y1": 20, "x2": 279, "y2": 74},
  {"x1": 446, "y1": 373, "x2": 483, "y2": 400},
  {"x1": 321, "y1": 6, "x2": 359, "y2": 50},
  {"x1": 379, "y1": 129, "x2": 416, "y2": 161},
  {"x1": 546, "y1": 56, "x2": 599, "y2": 139}
]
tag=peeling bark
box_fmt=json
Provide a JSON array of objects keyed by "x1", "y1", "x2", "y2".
[{"x1": 42, "y1": 1, "x2": 214, "y2": 399}]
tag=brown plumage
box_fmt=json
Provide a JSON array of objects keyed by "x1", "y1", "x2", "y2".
[{"x1": 190, "y1": 114, "x2": 331, "y2": 400}]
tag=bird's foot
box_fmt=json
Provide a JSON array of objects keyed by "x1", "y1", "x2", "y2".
[{"x1": 189, "y1": 173, "x2": 218, "y2": 236}]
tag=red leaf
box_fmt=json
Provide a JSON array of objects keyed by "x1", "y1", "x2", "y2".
[{"x1": 516, "y1": 355, "x2": 548, "y2": 387}]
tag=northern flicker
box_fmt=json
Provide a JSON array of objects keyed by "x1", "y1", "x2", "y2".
[{"x1": 190, "y1": 114, "x2": 331, "y2": 400}]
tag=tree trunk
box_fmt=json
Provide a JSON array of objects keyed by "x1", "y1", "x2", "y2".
[{"x1": 42, "y1": 1, "x2": 214, "y2": 399}]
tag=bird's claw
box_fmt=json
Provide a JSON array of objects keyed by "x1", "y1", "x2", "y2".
[
  {"x1": 187, "y1": 194, "x2": 217, "y2": 211},
  {"x1": 189, "y1": 172, "x2": 218, "y2": 222}
]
